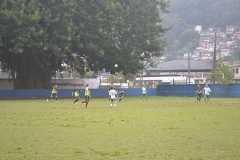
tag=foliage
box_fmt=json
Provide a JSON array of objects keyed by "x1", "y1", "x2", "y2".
[
  {"x1": 0, "y1": 0, "x2": 76, "y2": 89},
  {"x1": 224, "y1": 47, "x2": 240, "y2": 62},
  {"x1": 168, "y1": 0, "x2": 240, "y2": 29},
  {"x1": 208, "y1": 62, "x2": 234, "y2": 97},
  {"x1": 0, "y1": 0, "x2": 169, "y2": 89}
]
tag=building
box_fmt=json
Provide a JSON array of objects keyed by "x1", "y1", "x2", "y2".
[{"x1": 135, "y1": 59, "x2": 213, "y2": 86}]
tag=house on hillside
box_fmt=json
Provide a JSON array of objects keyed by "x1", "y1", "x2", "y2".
[
  {"x1": 227, "y1": 61, "x2": 240, "y2": 83},
  {"x1": 199, "y1": 39, "x2": 209, "y2": 48},
  {"x1": 233, "y1": 32, "x2": 240, "y2": 41},
  {"x1": 194, "y1": 25, "x2": 202, "y2": 33},
  {"x1": 207, "y1": 27, "x2": 220, "y2": 33},
  {"x1": 200, "y1": 49, "x2": 213, "y2": 60},
  {"x1": 226, "y1": 25, "x2": 235, "y2": 35}
]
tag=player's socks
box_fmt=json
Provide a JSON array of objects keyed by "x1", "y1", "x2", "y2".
[
  {"x1": 114, "y1": 104, "x2": 116, "y2": 107},
  {"x1": 74, "y1": 99, "x2": 78, "y2": 104}
]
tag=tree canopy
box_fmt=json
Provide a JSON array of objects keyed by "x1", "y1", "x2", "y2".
[
  {"x1": 0, "y1": 0, "x2": 169, "y2": 89},
  {"x1": 207, "y1": 61, "x2": 234, "y2": 97}
]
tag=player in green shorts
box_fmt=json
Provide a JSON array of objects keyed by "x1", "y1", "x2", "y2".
[
  {"x1": 72, "y1": 86, "x2": 82, "y2": 105},
  {"x1": 140, "y1": 85, "x2": 148, "y2": 101},
  {"x1": 108, "y1": 85, "x2": 113, "y2": 101},
  {"x1": 203, "y1": 84, "x2": 211, "y2": 103},
  {"x1": 109, "y1": 86, "x2": 118, "y2": 107}
]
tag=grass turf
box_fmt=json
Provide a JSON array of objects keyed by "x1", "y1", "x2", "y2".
[{"x1": 0, "y1": 96, "x2": 240, "y2": 160}]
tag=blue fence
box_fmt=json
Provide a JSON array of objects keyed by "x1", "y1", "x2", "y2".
[
  {"x1": 1, "y1": 84, "x2": 240, "y2": 99},
  {"x1": 0, "y1": 88, "x2": 157, "y2": 99},
  {"x1": 158, "y1": 84, "x2": 240, "y2": 98}
]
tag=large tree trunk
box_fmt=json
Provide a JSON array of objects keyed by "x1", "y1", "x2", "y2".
[{"x1": 12, "y1": 53, "x2": 52, "y2": 89}]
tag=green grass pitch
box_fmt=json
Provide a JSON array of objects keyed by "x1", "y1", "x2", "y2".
[{"x1": 1, "y1": 96, "x2": 240, "y2": 160}]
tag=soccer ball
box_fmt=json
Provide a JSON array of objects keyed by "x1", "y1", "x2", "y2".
[{"x1": 115, "y1": 64, "x2": 118, "y2": 67}]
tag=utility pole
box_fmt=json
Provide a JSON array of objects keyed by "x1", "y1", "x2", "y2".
[
  {"x1": 188, "y1": 53, "x2": 191, "y2": 84},
  {"x1": 213, "y1": 32, "x2": 217, "y2": 84}
]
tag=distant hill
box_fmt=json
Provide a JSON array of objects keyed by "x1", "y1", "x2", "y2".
[{"x1": 162, "y1": 0, "x2": 240, "y2": 60}]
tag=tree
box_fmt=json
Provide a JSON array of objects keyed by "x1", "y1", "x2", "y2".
[
  {"x1": 224, "y1": 47, "x2": 240, "y2": 62},
  {"x1": 171, "y1": 40, "x2": 181, "y2": 53},
  {"x1": 0, "y1": 0, "x2": 169, "y2": 89},
  {"x1": 0, "y1": 0, "x2": 76, "y2": 89},
  {"x1": 71, "y1": 0, "x2": 170, "y2": 75},
  {"x1": 208, "y1": 64, "x2": 234, "y2": 97}
]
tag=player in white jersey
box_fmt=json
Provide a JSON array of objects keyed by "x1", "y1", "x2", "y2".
[
  {"x1": 203, "y1": 84, "x2": 211, "y2": 103},
  {"x1": 140, "y1": 85, "x2": 148, "y2": 101},
  {"x1": 109, "y1": 87, "x2": 118, "y2": 107}
]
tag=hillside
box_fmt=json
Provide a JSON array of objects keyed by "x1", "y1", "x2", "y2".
[{"x1": 162, "y1": 0, "x2": 240, "y2": 60}]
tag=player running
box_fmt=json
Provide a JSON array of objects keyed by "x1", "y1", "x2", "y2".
[
  {"x1": 108, "y1": 85, "x2": 114, "y2": 101},
  {"x1": 80, "y1": 84, "x2": 91, "y2": 108},
  {"x1": 203, "y1": 84, "x2": 211, "y2": 103},
  {"x1": 140, "y1": 85, "x2": 148, "y2": 101},
  {"x1": 72, "y1": 86, "x2": 82, "y2": 105},
  {"x1": 117, "y1": 91, "x2": 125, "y2": 102},
  {"x1": 47, "y1": 85, "x2": 58, "y2": 102},
  {"x1": 196, "y1": 85, "x2": 203, "y2": 103},
  {"x1": 109, "y1": 86, "x2": 118, "y2": 107}
]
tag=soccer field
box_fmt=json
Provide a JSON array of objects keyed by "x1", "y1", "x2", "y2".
[{"x1": 1, "y1": 96, "x2": 240, "y2": 160}]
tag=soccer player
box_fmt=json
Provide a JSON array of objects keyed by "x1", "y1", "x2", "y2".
[
  {"x1": 80, "y1": 84, "x2": 91, "y2": 108},
  {"x1": 140, "y1": 85, "x2": 148, "y2": 101},
  {"x1": 109, "y1": 86, "x2": 118, "y2": 107},
  {"x1": 108, "y1": 86, "x2": 112, "y2": 101},
  {"x1": 72, "y1": 86, "x2": 82, "y2": 105},
  {"x1": 203, "y1": 84, "x2": 211, "y2": 103},
  {"x1": 196, "y1": 85, "x2": 203, "y2": 103},
  {"x1": 117, "y1": 91, "x2": 125, "y2": 102},
  {"x1": 47, "y1": 85, "x2": 58, "y2": 102}
]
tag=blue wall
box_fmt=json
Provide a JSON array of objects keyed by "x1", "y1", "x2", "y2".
[
  {"x1": 158, "y1": 84, "x2": 240, "y2": 98},
  {"x1": 0, "y1": 88, "x2": 157, "y2": 99},
  {"x1": 1, "y1": 85, "x2": 240, "y2": 99}
]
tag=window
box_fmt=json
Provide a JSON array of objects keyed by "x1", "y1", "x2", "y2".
[{"x1": 236, "y1": 68, "x2": 239, "y2": 74}]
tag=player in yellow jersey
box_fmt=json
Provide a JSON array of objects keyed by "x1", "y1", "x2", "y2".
[
  {"x1": 47, "y1": 85, "x2": 58, "y2": 102},
  {"x1": 72, "y1": 85, "x2": 82, "y2": 105},
  {"x1": 80, "y1": 84, "x2": 91, "y2": 108},
  {"x1": 196, "y1": 85, "x2": 203, "y2": 103}
]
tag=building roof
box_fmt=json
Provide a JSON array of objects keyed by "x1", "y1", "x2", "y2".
[{"x1": 147, "y1": 59, "x2": 213, "y2": 72}]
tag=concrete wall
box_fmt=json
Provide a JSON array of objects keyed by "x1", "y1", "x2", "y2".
[
  {"x1": 51, "y1": 79, "x2": 84, "y2": 89},
  {"x1": 0, "y1": 77, "x2": 99, "y2": 90},
  {"x1": 0, "y1": 79, "x2": 13, "y2": 89}
]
